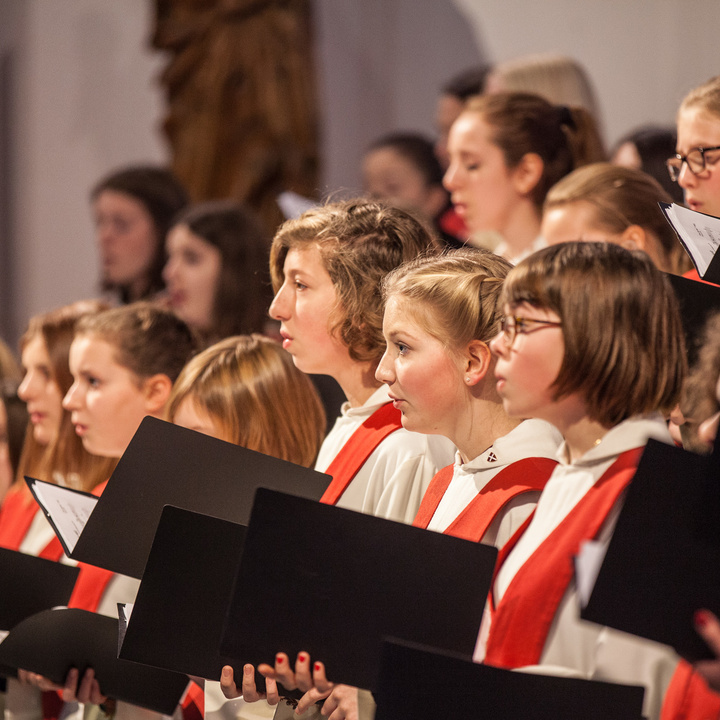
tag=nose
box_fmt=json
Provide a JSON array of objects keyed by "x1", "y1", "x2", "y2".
[
  {"x1": 677, "y1": 161, "x2": 696, "y2": 189},
  {"x1": 163, "y1": 255, "x2": 177, "y2": 284},
  {"x1": 62, "y1": 381, "x2": 81, "y2": 411},
  {"x1": 374, "y1": 348, "x2": 395, "y2": 385},
  {"x1": 17, "y1": 371, "x2": 37, "y2": 402},
  {"x1": 443, "y1": 162, "x2": 458, "y2": 192},
  {"x1": 489, "y1": 331, "x2": 506, "y2": 358},
  {"x1": 269, "y1": 283, "x2": 290, "y2": 321}
]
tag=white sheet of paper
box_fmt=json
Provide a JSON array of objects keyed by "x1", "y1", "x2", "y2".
[
  {"x1": 661, "y1": 202, "x2": 720, "y2": 276},
  {"x1": 277, "y1": 191, "x2": 317, "y2": 220},
  {"x1": 575, "y1": 539, "x2": 608, "y2": 608},
  {"x1": 31, "y1": 481, "x2": 99, "y2": 553}
]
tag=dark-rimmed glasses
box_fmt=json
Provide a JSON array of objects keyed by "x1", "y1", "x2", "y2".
[
  {"x1": 666, "y1": 145, "x2": 720, "y2": 182},
  {"x1": 500, "y1": 316, "x2": 562, "y2": 347}
]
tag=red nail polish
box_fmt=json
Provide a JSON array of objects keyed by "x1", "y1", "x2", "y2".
[
  {"x1": 276, "y1": 654, "x2": 284, "y2": 664},
  {"x1": 314, "y1": 663, "x2": 321, "y2": 672},
  {"x1": 695, "y1": 609, "x2": 710, "y2": 628},
  {"x1": 298, "y1": 653, "x2": 307, "y2": 662}
]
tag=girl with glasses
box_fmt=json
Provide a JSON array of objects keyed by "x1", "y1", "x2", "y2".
[
  {"x1": 484, "y1": 242, "x2": 719, "y2": 720},
  {"x1": 668, "y1": 76, "x2": 720, "y2": 220}
]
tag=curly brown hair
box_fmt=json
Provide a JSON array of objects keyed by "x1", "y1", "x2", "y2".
[{"x1": 270, "y1": 200, "x2": 439, "y2": 364}]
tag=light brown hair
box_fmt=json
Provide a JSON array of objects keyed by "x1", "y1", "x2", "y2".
[
  {"x1": 464, "y1": 92, "x2": 606, "y2": 209},
  {"x1": 679, "y1": 76, "x2": 720, "y2": 120},
  {"x1": 270, "y1": 199, "x2": 439, "y2": 364},
  {"x1": 501, "y1": 242, "x2": 685, "y2": 426},
  {"x1": 166, "y1": 335, "x2": 325, "y2": 467},
  {"x1": 74, "y1": 302, "x2": 197, "y2": 385},
  {"x1": 543, "y1": 163, "x2": 689, "y2": 274},
  {"x1": 16, "y1": 300, "x2": 117, "y2": 492},
  {"x1": 382, "y1": 248, "x2": 511, "y2": 349}
]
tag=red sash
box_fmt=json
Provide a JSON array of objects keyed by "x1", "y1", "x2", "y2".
[
  {"x1": 660, "y1": 658, "x2": 720, "y2": 720},
  {"x1": 485, "y1": 447, "x2": 643, "y2": 668},
  {"x1": 413, "y1": 457, "x2": 557, "y2": 542},
  {"x1": 320, "y1": 402, "x2": 403, "y2": 506},
  {"x1": 0, "y1": 487, "x2": 39, "y2": 550}
]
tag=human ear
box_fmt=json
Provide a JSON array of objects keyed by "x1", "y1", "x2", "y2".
[
  {"x1": 512, "y1": 153, "x2": 545, "y2": 197},
  {"x1": 618, "y1": 224, "x2": 648, "y2": 252},
  {"x1": 464, "y1": 340, "x2": 492, "y2": 385},
  {"x1": 142, "y1": 374, "x2": 173, "y2": 416}
]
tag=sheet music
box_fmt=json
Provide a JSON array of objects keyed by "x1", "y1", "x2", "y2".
[
  {"x1": 28, "y1": 479, "x2": 98, "y2": 554},
  {"x1": 660, "y1": 202, "x2": 720, "y2": 276}
]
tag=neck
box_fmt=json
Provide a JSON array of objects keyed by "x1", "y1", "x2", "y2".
[
  {"x1": 333, "y1": 360, "x2": 382, "y2": 409},
  {"x1": 499, "y1": 201, "x2": 541, "y2": 260},
  {"x1": 557, "y1": 414, "x2": 610, "y2": 464},
  {"x1": 453, "y1": 386, "x2": 521, "y2": 464}
]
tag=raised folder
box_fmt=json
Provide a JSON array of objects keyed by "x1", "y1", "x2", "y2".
[
  {"x1": 581, "y1": 438, "x2": 720, "y2": 661},
  {"x1": 0, "y1": 608, "x2": 190, "y2": 715},
  {"x1": 219, "y1": 488, "x2": 498, "y2": 691},
  {"x1": 374, "y1": 639, "x2": 645, "y2": 720},
  {"x1": 67, "y1": 417, "x2": 331, "y2": 579}
]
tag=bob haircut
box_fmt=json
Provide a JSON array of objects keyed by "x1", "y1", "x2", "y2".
[
  {"x1": 543, "y1": 163, "x2": 687, "y2": 274},
  {"x1": 166, "y1": 335, "x2": 325, "y2": 468},
  {"x1": 382, "y1": 248, "x2": 511, "y2": 349},
  {"x1": 92, "y1": 165, "x2": 189, "y2": 301},
  {"x1": 172, "y1": 200, "x2": 272, "y2": 342},
  {"x1": 679, "y1": 75, "x2": 720, "y2": 120},
  {"x1": 270, "y1": 199, "x2": 439, "y2": 365},
  {"x1": 74, "y1": 302, "x2": 197, "y2": 385},
  {"x1": 464, "y1": 92, "x2": 605, "y2": 208},
  {"x1": 501, "y1": 242, "x2": 685, "y2": 427},
  {"x1": 366, "y1": 133, "x2": 446, "y2": 188},
  {"x1": 16, "y1": 300, "x2": 117, "y2": 492}
]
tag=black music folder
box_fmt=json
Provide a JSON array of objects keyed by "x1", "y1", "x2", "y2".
[
  {"x1": 0, "y1": 608, "x2": 190, "y2": 714},
  {"x1": 220, "y1": 488, "x2": 498, "y2": 691},
  {"x1": 581, "y1": 439, "x2": 720, "y2": 661},
  {"x1": 69, "y1": 417, "x2": 331, "y2": 578},
  {"x1": 374, "y1": 640, "x2": 645, "y2": 720},
  {"x1": 118, "y1": 505, "x2": 246, "y2": 680},
  {"x1": 0, "y1": 547, "x2": 79, "y2": 630}
]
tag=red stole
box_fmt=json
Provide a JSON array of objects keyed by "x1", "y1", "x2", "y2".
[
  {"x1": 485, "y1": 447, "x2": 643, "y2": 668},
  {"x1": 413, "y1": 457, "x2": 558, "y2": 542},
  {"x1": 320, "y1": 402, "x2": 403, "y2": 506},
  {"x1": 0, "y1": 487, "x2": 39, "y2": 550}
]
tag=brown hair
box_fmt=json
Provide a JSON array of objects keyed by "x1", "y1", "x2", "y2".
[
  {"x1": 75, "y1": 302, "x2": 197, "y2": 385},
  {"x1": 382, "y1": 248, "x2": 511, "y2": 349},
  {"x1": 679, "y1": 76, "x2": 720, "y2": 121},
  {"x1": 270, "y1": 199, "x2": 439, "y2": 364},
  {"x1": 166, "y1": 335, "x2": 325, "y2": 467},
  {"x1": 172, "y1": 200, "x2": 273, "y2": 343},
  {"x1": 464, "y1": 92, "x2": 605, "y2": 208},
  {"x1": 543, "y1": 163, "x2": 689, "y2": 274},
  {"x1": 501, "y1": 242, "x2": 685, "y2": 426},
  {"x1": 16, "y1": 301, "x2": 117, "y2": 492}
]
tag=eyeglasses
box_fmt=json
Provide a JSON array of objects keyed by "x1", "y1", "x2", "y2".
[
  {"x1": 666, "y1": 145, "x2": 720, "y2": 182},
  {"x1": 500, "y1": 316, "x2": 562, "y2": 347}
]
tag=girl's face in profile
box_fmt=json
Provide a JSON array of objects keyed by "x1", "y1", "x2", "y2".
[
  {"x1": 18, "y1": 334, "x2": 64, "y2": 447},
  {"x1": 489, "y1": 303, "x2": 566, "y2": 425},
  {"x1": 63, "y1": 335, "x2": 152, "y2": 458},
  {"x1": 376, "y1": 295, "x2": 466, "y2": 438},
  {"x1": 269, "y1": 244, "x2": 353, "y2": 378},
  {"x1": 163, "y1": 224, "x2": 222, "y2": 333}
]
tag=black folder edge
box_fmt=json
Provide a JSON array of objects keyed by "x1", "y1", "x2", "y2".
[
  {"x1": 581, "y1": 439, "x2": 720, "y2": 661},
  {"x1": 0, "y1": 547, "x2": 80, "y2": 631},
  {"x1": 0, "y1": 608, "x2": 190, "y2": 715},
  {"x1": 660, "y1": 201, "x2": 720, "y2": 285},
  {"x1": 70, "y1": 417, "x2": 332, "y2": 579},
  {"x1": 374, "y1": 638, "x2": 645, "y2": 720},
  {"x1": 25, "y1": 476, "x2": 98, "y2": 558},
  {"x1": 219, "y1": 488, "x2": 497, "y2": 691}
]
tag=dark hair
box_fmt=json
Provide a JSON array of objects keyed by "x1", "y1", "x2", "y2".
[
  {"x1": 1, "y1": 388, "x2": 28, "y2": 477},
  {"x1": 173, "y1": 200, "x2": 272, "y2": 342},
  {"x1": 612, "y1": 125, "x2": 683, "y2": 204},
  {"x1": 502, "y1": 242, "x2": 685, "y2": 426},
  {"x1": 442, "y1": 65, "x2": 493, "y2": 100},
  {"x1": 465, "y1": 92, "x2": 605, "y2": 209},
  {"x1": 92, "y1": 166, "x2": 189, "y2": 301},
  {"x1": 367, "y1": 133, "x2": 445, "y2": 188}
]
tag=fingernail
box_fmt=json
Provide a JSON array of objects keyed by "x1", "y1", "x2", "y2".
[
  {"x1": 276, "y1": 654, "x2": 284, "y2": 664},
  {"x1": 695, "y1": 609, "x2": 710, "y2": 627},
  {"x1": 298, "y1": 653, "x2": 307, "y2": 662},
  {"x1": 244, "y1": 664, "x2": 253, "y2": 675},
  {"x1": 314, "y1": 663, "x2": 321, "y2": 672}
]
